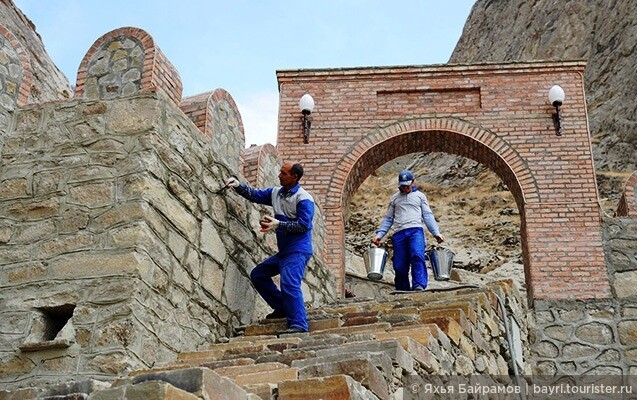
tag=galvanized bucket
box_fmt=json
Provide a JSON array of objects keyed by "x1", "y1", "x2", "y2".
[
  {"x1": 427, "y1": 246, "x2": 455, "y2": 281},
  {"x1": 364, "y1": 246, "x2": 388, "y2": 281}
]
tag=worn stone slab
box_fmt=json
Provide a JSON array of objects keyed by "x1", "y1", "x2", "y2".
[
  {"x1": 229, "y1": 367, "x2": 299, "y2": 387},
  {"x1": 131, "y1": 367, "x2": 249, "y2": 400},
  {"x1": 229, "y1": 334, "x2": 277, "y2": 343},
  {"x1": 314, "y1": 339, "x2": 414, "y2": 373},
  {"x1": 419, "y1": 316, "x2": 464, "y2": 345},
  {"x1": 459, "y1": 336, "x2": 476, "y2": 360},
  {"x1": 470, "y1": 322, "x2": 493, "y2": 354},
  {"x1": 480, "y1": 310, "x2": 502, "y2": 337},
  {"x1": 277, "y1": 374, "x2": 372, "y2": 400},
  {"x1": 204, "y1": 337, "x2": 301, "y2": 351},
  {"x1": 341, "y1": 315, "x2": 380, "y2": 327},
  {"x1": 309, "y1": 317, "x2": 341, "y2": 331},
  {"x1": 384, "y1": 306, "x2": 420, "y2": 316},
  {"x1": 178, "y1": 343, "x2": 268, "y2": 362},
  {"x1": 297, "y1": 357, "x2": 389, "y2": 400},
  {"x1": 130, "y1": 364, "x2": 191, "y2": 378},
  {"x1": 241, "y1": 383, "x2": 276, "y2": 400},
  {"x1": 212, "y1": 362, "x2": 290, "y2": 379},
  {"x1": 419, "y1": 308, "x2": 469, "y2": 331},
  {"x1": 310, "y1": 322, "x2": 391, "y2": 336},
  {"x1": 375, "y1": 324, "x2": 437, "y2": 347},
  {"x1": 256, "y1": 349, "x2": 317, "y2": 365},
  {"x1": 422, "y1": 301, "x2": 478, "y2": 324},
  {"x1": 341, "y1": 310, "x2": 380, "y2": 319},
  {"x1": 243, "y1": 322, "x2": 287, "y2": 336},
  {"x1": 296, "y1": 334, "x2": 347, "y2": 349},
  {"x1": 89, "y1": 380, "x2": 200, "y2": 400},
  {"x1": 397, "y1": 336, "x2": 441, "y2": 374},
  {"x1": 393, "y1": 323, "x2": 453, "y2": 353},
  {"x1": 196, "y1": 358, "x2": 256, "y2": 370},
  {"x1": 291, "y1": 351, "x2": 393, "y2": 386}
]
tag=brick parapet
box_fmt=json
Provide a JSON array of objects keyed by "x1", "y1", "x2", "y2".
[
  {"x1": 74, "y1": 27, "x2": 182, "y2": 106},
  {"x1": 242, "y1": 143, "x2": 281, "y2": 187},
  {"x1": 180, "y1": 88, "x2": 246, "y2": 174}
]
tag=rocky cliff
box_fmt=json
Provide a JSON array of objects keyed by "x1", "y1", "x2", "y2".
[{"x1": 450, "y1": 0, "x2": 637, "y2": 202}]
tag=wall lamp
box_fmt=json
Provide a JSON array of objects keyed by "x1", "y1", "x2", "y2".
[
  {"x1": 299, "y1": 93, "x2": 315, "y2": 144},
  {"x1": 548, "y1": 85, "x2": 565, "y2": 136}
]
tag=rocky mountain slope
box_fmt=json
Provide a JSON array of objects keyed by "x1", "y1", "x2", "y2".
[
  {"x1": 450, "y1": 0, "x2": 636, "y2": 204},
  {"x1": 346, "y1": 0, "x2": 635, "y2": 291},
  {"x1": 345, "y1": 154, "x2": 523, "y2": 292}
]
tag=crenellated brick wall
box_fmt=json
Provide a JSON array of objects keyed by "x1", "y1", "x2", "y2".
[
  {"x1": 276, "y1": 62, "x2": 610, "y2": 303},
  {"x1": 242, "y1": 143, "x2": 281, "y2": 188},
  {"x1": 74, "y1": 27, "x2": 182, "y2": 107}
]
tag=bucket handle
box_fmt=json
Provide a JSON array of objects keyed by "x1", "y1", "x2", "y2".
[
  {"x1": 427, "y1": 243, "x2": 455, "y2": 254},
  {"x1": 369, "y1": 240, "x2": 387, "y2": 250}
]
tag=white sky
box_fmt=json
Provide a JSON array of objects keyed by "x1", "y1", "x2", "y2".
[{"x1": 13, "y1": 0, "x2": 476, "y2": 147}]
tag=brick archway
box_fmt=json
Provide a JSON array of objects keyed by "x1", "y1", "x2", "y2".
[
  {"x1": 276, "y1": 61, "x2": 611, "y2": 302},
  {"x1": 323, "y1": 118, "x2": 537, "y2": 293}
]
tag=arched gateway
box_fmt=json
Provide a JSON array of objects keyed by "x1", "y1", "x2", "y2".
[{"x1": 275, "y1": 61, "x2": 610, "y2": 303}]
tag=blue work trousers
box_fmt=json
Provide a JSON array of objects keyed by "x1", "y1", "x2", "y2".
[
  {"x1": 250, "y1": 252, "x2": 311, "y2": 331},
  {"x1": 391, "y1": 227, "x2": 428, "y2": 291}
]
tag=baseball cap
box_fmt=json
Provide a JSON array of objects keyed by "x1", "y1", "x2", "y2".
[{"x1": 398, "y1": 169, "x2": 414, "y2": 186}]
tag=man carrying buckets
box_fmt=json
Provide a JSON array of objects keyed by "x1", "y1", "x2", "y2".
[{"x1": 373, "y1": 169, "x2": 445, "y2": 291}]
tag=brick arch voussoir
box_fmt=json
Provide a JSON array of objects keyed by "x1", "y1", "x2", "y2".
[
  {"x1": 74, "y1": 27, "x2": 183, "y2": 105},
  {"x1": 326, "y1": 117, "x2": 539, "y2": 213},
  {"x1": 0, "y1": 24, "x2": 33, "y2": 106}
]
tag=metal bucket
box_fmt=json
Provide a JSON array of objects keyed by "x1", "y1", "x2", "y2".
[
  {"x1": 364, "y1": 246, "x2": 388, "y2": 281},
  {"x1": 427, "y1": 247, "x2": 455, "y2": 281}
]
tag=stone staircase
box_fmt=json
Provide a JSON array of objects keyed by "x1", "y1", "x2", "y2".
[{"x1": 0, "y1": 279, "x2": 526, "y2": 400}]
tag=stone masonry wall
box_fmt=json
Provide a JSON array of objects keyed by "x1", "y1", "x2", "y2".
[
  {"x1": 530, "y1": 216, "x2": 637, "y2": 375},
  {"x1": 0, "y1": 90, "x2": 336, "y2": 390}
]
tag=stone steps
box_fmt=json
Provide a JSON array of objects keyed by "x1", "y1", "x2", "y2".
[{"x1": 0, "y1": 280, "x2": 522, "y2": 399}]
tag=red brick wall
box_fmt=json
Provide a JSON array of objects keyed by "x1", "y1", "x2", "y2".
[{"x1": 276, "y1": 61, "x2": 610, "y2": 301}]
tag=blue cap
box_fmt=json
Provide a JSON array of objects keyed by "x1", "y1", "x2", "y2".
[{"x1": 398, "y1": 170, "x2": 414, "y2": 186}]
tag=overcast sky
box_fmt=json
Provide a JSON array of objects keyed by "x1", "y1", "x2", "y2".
[{"x1": 13, "y1": 0, "x2": 475, "y2": 146}]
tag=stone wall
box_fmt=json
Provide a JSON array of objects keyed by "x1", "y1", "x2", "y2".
[
  {"x1": 530, "y1": 215, "x2": 637, "y2": 374},
  {"x1": 0, "y1": 90, "x2": 336, "y2": 390}
]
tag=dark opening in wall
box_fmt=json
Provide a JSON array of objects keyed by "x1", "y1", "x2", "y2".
[
  {"x1": 38, "y1": 303, "x2": 76, "y2": 341},
  {"x1": 19, "y1": 303, "x2": 76, "y2": 352}
]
